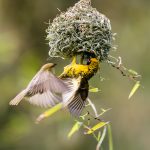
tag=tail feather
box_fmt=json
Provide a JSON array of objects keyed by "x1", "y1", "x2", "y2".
[{"x1": 9, "y1": 90, "x2": 27, "y2": 105}]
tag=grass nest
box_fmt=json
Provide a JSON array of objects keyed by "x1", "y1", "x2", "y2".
[{"x1": 46, "y1": 0, "x2": 115, "y2": 61}]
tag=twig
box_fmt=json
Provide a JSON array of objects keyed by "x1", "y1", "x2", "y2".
[
  {"x1": 107, "y1": 56, "x2": 141, "y2": 82},
  {"x1": 87, "y1": 98, "x2": 98, "y2": 117}
]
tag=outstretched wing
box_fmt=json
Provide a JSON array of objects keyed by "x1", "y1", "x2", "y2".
[
  {"x1": 26, "y1": 70, "x2": 68, "y2": 107},
  {"x1": 9, "y1": 66, "x2": 68, "y2": 107},
  {"x1": 63, "y1": 78, "x2": 89, "y2": 116}
]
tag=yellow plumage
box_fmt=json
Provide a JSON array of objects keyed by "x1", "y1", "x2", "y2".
[{"x1": 59, "y1": 56, "x2": 99, "y2": 80}]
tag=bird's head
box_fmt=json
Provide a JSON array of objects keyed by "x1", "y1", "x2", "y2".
[
  {"x1": 41, "y1": 63, "x2": 56, "y2": 71},
  {"x1": 87, "y1": 57, "x2": 99, "y2": 65},
  {"x1": 84, "y1": 50, "x2": 98, "y2": 65}
]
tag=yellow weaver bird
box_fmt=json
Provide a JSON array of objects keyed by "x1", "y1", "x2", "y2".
[{"x1": 9, "y1": 52, "x2": 99, "y2": 116}]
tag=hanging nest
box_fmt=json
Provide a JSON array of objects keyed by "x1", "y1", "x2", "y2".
[{"x1": 46, "y1": 0, "x2": 115, "y2": 61}]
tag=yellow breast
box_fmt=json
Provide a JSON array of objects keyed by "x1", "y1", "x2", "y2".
[{"x1": 60, "y1": 58, "x2": 99, "y2": 80}]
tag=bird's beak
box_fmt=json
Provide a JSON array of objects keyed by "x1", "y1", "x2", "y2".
[
  {"x1": 51, "y1": 63, "x2": 57, "y2": 74},
  {"x1": 52, "y1": 63, "x2": 57, "y2": 68}
]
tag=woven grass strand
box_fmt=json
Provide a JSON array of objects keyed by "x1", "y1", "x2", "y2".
[{"x1": 46, "y1": 0, "x2": 115, "y2": 61}]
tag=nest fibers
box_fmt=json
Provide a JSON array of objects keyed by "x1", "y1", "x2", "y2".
[{"x1": 46, "y1": 0, "x2": 115, "y2": 61}]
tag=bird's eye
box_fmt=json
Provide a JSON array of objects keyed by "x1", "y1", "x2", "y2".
[{"x1": 87, "y1": 59, "x2": 91, "y2": 65}]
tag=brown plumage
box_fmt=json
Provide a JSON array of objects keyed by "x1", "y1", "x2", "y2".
[
  {"x1": 9, "y1": 55, "x2": 99, "y2": 116},
  {"x1": 9, "y1": 63, "x2": 80, "y2": 108}
]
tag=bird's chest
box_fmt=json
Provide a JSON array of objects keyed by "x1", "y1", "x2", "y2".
[{"x1": 63, "y1": 64, "x2": 89, "y2": 78}]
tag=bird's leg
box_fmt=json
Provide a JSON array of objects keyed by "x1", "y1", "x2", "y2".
[
  {"x1": 80, "y1": 53, "x2": 84, "y2": 64},
  {"x1": 71, "y1": 56, "x2": 77, "y2": 65}
]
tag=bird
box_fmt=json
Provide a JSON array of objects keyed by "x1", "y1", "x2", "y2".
[{"x1": 9, "y1": 52, "x2": 99, "y2": 116}]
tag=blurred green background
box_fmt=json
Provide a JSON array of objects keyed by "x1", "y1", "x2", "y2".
[{"x1": 0, "y1": 0, "x2": 150, "y2": 150}]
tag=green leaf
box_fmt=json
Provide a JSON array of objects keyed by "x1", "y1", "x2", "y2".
[
  {"x1": 89, "y1": 88, "x2": 100, "y2": 93},
  {"x1": 36, "y1": 103, "x2": 63, "y2": 123},
  {"x1": 128, "y1": 69, "x2": 138, "y2": 76},
  {"x1": 107, "y1": 124, "x2": 113, "y2": 150},
  {"x1": 68, "y1": 121, "x2": 83, "y2": 138},
  {"x1": 128, "y1": 81, "x2": 140, "y2": 99},
  {"x1": 85, "y1": 121, "x2": 109, "y2": 134}
]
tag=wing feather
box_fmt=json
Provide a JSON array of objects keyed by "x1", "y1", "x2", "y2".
[
  {"x1": 10, "y1": 65, "x2": 68, "y2": 106},
  {"x1": 62, "y1": 77, "x2": 88, "y2": 116},
  {"x1": 68, "y1": 94, "x2": 85, "y2": 116},
  {"x1": 25, "y1": 70, "x2": 68, "y2": 107},
  {"x1": 62, "y1": 77, "x2": 81, "y2": 105}
]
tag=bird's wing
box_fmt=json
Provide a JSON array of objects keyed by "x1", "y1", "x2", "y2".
[
  {"x1": 62, "y1": 77, "x2": 88, "y2": 116},
  {"x1": 62, "y1": 77, "x2": 81, "y2": 105},
  {"x1": 9, "y1": 68, "x2": 69, "y2": 107},
  {"x1": 27, "y1": 75, "x2": 83, "y2": 108},
  {"x1": 67, "y1": 93, "x2": 86, "y2": 116},
  {"x1": 27, "y1": 69, "x2": 68, "y2": 94},
  {"x1": 25, "y1": 70, "x2": 70, "y2": 107}
]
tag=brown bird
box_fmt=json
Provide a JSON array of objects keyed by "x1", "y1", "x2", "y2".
[
  {"x1": 9, "y1": 53, "x2": 99, "y2": 116},
  {"x1": 9, "y1": 63, "x2": 81, "y2": 108}
]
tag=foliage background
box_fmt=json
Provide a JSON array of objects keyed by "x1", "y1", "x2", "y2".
[{"x1": 0, "y1": 0, "x2": 149, "y2": 150}]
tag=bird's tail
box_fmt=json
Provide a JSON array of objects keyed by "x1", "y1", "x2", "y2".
[{"x1": 9, "y1": 90, "x2": 27, "y2": 105}]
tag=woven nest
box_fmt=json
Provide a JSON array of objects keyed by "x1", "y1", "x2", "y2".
[{"x1": 46, "y1": 0, "x2": 115, "y2": 61}]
